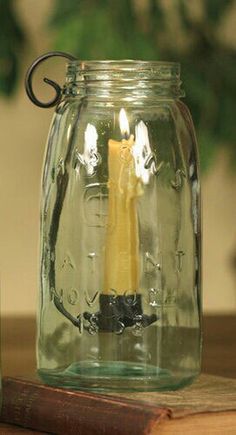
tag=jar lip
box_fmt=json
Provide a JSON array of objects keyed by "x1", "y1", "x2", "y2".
[
  {"x1": 67, "y1": 59, "x2": 180, "y2": 70},
  {"x1": 66, "y1": 60, "x2": 181, "y2": 84},
  {"x1": 65, "y1": 60, "x2": 183, "y2": 97}
]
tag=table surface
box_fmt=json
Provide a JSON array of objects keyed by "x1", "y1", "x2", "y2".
[{"x1": 1, "y1": 315, "x2": 236, "y2": 433}]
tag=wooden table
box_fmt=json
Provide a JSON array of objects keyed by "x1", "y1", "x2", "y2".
[{"x1": 1, "y1": 315, "x2": 236, "y2": 433}]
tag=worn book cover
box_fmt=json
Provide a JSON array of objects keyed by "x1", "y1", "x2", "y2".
[{"x1": 1, "y1": 374, "x2": 236, "y2": 434}]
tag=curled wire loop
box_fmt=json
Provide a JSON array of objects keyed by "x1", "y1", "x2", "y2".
[{"x1": 25, "y1": 51, "x2": 76, "y2": 108}]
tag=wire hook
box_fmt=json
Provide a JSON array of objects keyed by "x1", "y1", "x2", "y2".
[{"x1": 25, "y1": 51, "x2": 76, "y2": 108}]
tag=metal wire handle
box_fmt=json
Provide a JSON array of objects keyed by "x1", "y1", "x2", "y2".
[{"x1": 25, "y1": 51, "x2": 76, "y2": 108}]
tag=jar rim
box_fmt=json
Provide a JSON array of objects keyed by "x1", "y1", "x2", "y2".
[
  {"x1": 67, "y1": 59, "x2": 180, "y2": 70},
  {"x1": 65, "y1": 60, "x2": 183, "y2": 98},
  {"x1": 66, "y1": 60, "x2": 181, "y2": 84}
]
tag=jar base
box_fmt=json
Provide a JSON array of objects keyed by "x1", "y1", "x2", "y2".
[{"x1": 38, "y1": 361, "x2": 199, "y2": 392}]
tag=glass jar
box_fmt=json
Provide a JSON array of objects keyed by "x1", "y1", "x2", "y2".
[{"x1": 26, "y1": 55, "x2": 201, "y2": 392}]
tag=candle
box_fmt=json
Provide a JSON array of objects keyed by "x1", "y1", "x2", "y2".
[{"x1": 104, "y1": 109, "x2": 142, "y2": 296}]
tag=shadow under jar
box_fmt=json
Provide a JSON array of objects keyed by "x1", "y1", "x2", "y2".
[{"x1": 27, "y1": 57, "x2": 201, "y2": 392}]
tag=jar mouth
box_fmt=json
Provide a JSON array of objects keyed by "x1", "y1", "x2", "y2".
[
  {"x1": 65, "y1": 60, "x2": 184, "y2": 99},
  {"x1": 68, "y1": 59, "x2": 179, "y2": 67},
  {"x1": 67, "y1": 60, "x2": 180, "y2": 81}
]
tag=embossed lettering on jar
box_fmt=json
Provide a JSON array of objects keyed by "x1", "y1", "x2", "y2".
[{"x1": 33, "y1": 59, "x2": 201, "y2": 391}]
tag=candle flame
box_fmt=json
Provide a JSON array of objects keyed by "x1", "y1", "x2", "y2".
[{"x1": 119, "y1": 108, "x2": 130, "y2": 137}]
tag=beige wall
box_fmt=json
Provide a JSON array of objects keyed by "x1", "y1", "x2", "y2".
[
  {"x1": 0, "y1": 0, "x2": 236, "y2": 315},
  {"x1": 203, "y1": 154, "x2": 236, "y2": 313},
  {"x1": 0, "y1": 0, "x2": 53, "y2": 315}
]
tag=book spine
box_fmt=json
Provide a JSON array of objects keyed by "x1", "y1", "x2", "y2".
[{"x1": 1, "y1": 378, "x2": 170, "y2": 435}]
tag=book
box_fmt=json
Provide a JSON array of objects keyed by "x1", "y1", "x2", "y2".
[
  {"x1": 1, "y1": 374, "x2": 236, "y2": 434},
  {"x1": 0, "y1": 422, "x2": 46, "y2": 434}
]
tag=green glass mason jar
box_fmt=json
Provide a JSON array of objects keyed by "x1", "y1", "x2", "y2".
[{"x1": 26, "y1": 53, "x2": 201, "y2": 392}]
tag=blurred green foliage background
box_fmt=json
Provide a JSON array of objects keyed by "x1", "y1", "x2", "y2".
[{"x1": 0, "y1": 0, "x2": 236, "y2": 171}]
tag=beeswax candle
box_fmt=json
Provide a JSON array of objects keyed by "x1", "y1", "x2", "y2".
[{"x1": 104, "y1": 110, "x2": 141, "y2": 295}]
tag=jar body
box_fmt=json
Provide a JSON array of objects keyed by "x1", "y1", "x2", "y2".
[{"x1": 38, "y1": 70, "x2": 201, "y2": 391}]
